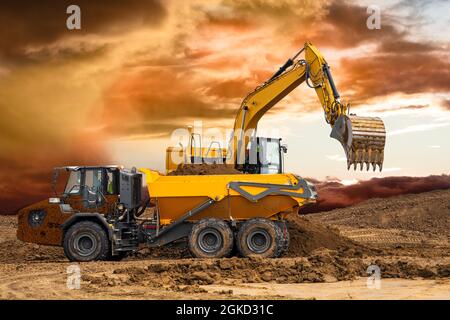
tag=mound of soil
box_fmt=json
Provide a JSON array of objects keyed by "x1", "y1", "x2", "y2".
[
  {"x1": 308, "y1": 189, "x2": 450, "y2": 236},
  {"x1": 83, "y1": 254, "x2": 450, "y2": 290},
  {"x1": 285, "y1": 214, "x2": 368, "y2": 257},
  {"x1": 168, "y1": 164, "x2": 240, "y2": 175},
  {"x1": 0, "y1": 218, "x2": 65, "y2": 263},
  {"x1": 130, "y1": 213, "x2": 369, "y2": 260}
]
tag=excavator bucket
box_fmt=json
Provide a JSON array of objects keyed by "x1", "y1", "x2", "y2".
[{"x1": 330, "y1": 115, "x2": 386, "y2": 171}]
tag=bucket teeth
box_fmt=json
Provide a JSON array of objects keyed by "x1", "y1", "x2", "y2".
[{"x1": 345, "y1": 147, "x2": 385, "y2": 172}]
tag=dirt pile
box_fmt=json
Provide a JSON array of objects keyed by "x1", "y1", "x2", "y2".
[
  {"x1": 82, "y1": 254, "x2": 450, "y2": 290},
  {"x1": 168, "y1": 163, "x2": 241, "y2": 175},
  {"x1": 0, "y1": 216, "x2": 65, "y2": 263},
  {"x1": 129, "y1": 214, "x2": 368, "y2": 260},
  {"x1": 308, "y1": 189, "x2": 450, "y2": 236},
  {"x1": 0, "y1": 240, "x2": 65, "y2": 263},
  {"x1": 285, "y1": 214, "x2": 369, "y2": 257}
]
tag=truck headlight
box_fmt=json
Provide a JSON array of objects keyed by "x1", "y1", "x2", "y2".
[{"x1": 49, "y1": 197, "x2": 61, "y2": 204}]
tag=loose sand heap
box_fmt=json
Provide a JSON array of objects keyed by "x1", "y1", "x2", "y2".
[
  {"x1": 285, "y1": 214, "x2": 367, "y2": 257},
  {"x1": 308, "y1": 189, "x2": 450, "y2": 237},
  {"x1": 168, "y1": 163, "x2": 241, "y2": 175}
]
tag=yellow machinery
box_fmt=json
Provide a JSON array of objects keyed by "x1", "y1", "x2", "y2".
[
  {"x1": 16, "y1": 44, "x2": 386, "y2": 262},
  {"x1": 167, "y1": 42, "x2": 386, "y2": 173}
]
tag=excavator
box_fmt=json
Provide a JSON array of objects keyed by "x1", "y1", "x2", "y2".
[{"x1": 166, "y1": 42, "x2": 386, "y2": 173}]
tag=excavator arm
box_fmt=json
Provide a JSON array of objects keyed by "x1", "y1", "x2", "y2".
[{"x1": 231, "y1": 42, "x2": 386, "y2": 171}]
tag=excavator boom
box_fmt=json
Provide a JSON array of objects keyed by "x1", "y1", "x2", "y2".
[
  {"x1": 231, "y1": 42, "x2": 386, "y2": 171},
  {"x1": 165, "y1": 42, "x2": 386, "y2": 173}
]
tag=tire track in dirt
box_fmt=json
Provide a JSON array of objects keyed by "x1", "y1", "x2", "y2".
[{"x1": 0, "y1": 267, "x2": 65, "y2": 299}]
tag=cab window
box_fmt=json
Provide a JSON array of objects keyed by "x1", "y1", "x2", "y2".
[
  {"x1": 260, "y1": 139, "x2": 281, "y2": 174},
  {"x1": 106, "y1": 170, "x2": 118, "y2": 195},
  {"x1": 85, "y1": 169, "x2": 103, "y2": 192},
  {"x1": 64, "y1": 171, "x2": 81, "y2": 194}
]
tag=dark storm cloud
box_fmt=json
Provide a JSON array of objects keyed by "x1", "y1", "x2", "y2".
[
  {"x1": 0, "y1": 137, "x2": 111, "y2": 214},
  {"x1": 373, "y1": 104, "x2": 429, "y2": 113},
  {"x1": 340, "y1": 53, "x2": 450, "y2": 103},
  {"x1": 300, "y1": 175, "x2": 450, "y2": 214},
  {"x1": 0, "y1": 0, "x2": 167, "y2": 64}
]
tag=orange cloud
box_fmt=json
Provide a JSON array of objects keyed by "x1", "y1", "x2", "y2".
[{"x1": 340, "y1": 53, "x2": 450, "y2": 103}]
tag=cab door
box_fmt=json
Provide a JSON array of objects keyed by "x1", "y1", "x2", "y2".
[
  {"x1": 63, "y1": 168, "x2": 112, "y2": 214},
  {"x1": 258, "y1": 138, "x2": 282, "y2": 174},
  {"x1": 81, "y1": 168, "x2": 104, "y2": 209}
]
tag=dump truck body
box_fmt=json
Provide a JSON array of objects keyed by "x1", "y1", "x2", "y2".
[{"x1": 141, "y1": 169, "x2": 315, "y2": 224}]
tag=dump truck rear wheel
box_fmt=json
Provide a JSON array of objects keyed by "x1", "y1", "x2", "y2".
[
  {"x1": 237, "y1": 218, "x2": 283, "y2": 258},
  {"x1": 189, "y1": 218, "x2": 233, "y2": 258},
  {"x1": 63, "y1": 221, "x2": 110, "y2": 262}
]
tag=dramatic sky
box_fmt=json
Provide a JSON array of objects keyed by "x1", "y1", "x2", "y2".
[{"x1": 0, "y1": 0, "x2": 449, "y2": 212}]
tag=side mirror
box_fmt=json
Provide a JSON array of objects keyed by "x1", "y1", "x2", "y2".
[
  {"x1": 281, "y1": 144, "x2": 288, "y2": 153},
  {"x1": 49, "y1": 197, "x2": 61, "y2": 204}
]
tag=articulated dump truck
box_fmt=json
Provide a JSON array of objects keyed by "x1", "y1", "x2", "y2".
[{"x1": 17, "y1": 166, "x2": 316, "y2": 261}]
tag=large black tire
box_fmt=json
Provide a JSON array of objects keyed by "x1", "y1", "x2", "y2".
[
  {"x1": 236, "y1": 218, "x2": 284, "y2": 258},
  {"x1": 188, "y1": 218, "x2": 234, "y2": 258},
  {"x1": 63, "y1": 221, "x2": 110, "y2": 262}
]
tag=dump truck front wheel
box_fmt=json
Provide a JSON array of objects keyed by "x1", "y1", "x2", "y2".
[
  {"x1": 63, "y1": 221, "x2": 110, "y2": 262},
  {"x1": 189, "y1": 218, "x2": 234, "y2": 258},
  {"x1": 237, "y1": 218, "x2": 284, "y2": 258}
]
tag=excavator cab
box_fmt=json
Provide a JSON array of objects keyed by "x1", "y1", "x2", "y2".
[{"x1": 244, "y1": 137, "x2": 285, "y2": 174}]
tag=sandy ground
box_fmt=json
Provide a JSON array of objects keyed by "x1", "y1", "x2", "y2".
[{"x1": 0, "y1": 189, "x2": 449, "y2": 300}]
